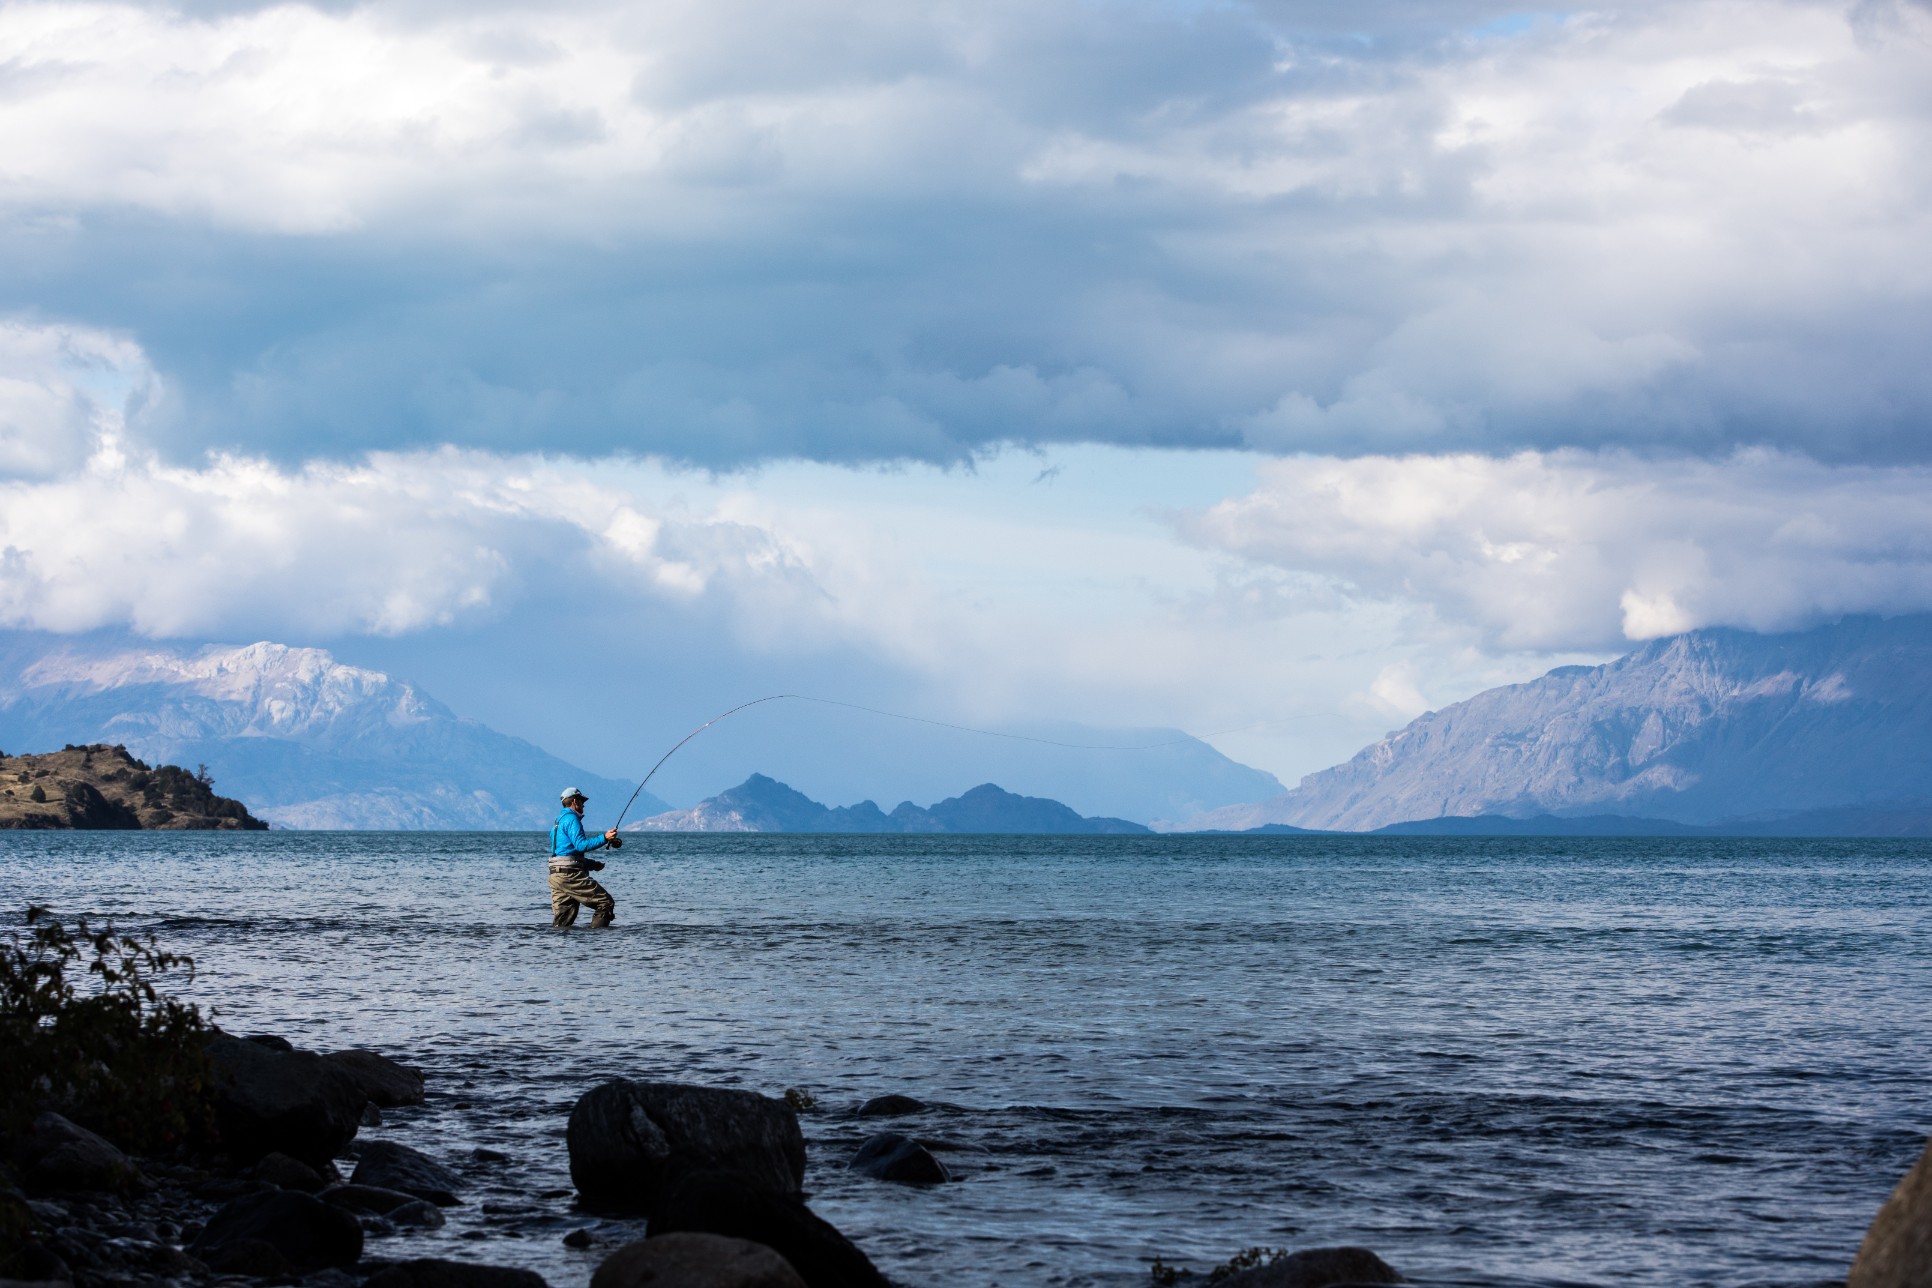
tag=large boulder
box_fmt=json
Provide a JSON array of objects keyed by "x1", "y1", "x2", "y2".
[
  {"x1": 568, "y1": 1081, "x2": 805, "y2": 1214},
  {"x1": 594, "y1": 1233, "x2": 806, "y2": 1288},
  {"x1": 1852, "y1": 1137, "x2": 1932, "y2": 1288},
  {"x1": 326, "y1": 1049, "x2": 427, "y2": 1107},
  {"x1": 351, "y1": 1140, "x2": 465, "y2": 1205},
  {"x1": 189, "y1": 1189, "x2": 363, "y2": 1275},
  {"x1": 24, "y1": 1113, "x2": 142, "y2": 1193},
  {"x1": 362, "y1": 1258, "x2": 549, "y2": 1288},
  {"x1": 648, "y1": 1170, "x2": 890, "y2": 1288},
  {"x1": 206, "y1": 1035, "x2": 365, "y2": 1167},
  {"x1": 1218, "y1": 1247, "x2": 1404, "y2": 1288},
  {"x1": 849, "y1": 1132, "x2": 948, "y2": 1184}
]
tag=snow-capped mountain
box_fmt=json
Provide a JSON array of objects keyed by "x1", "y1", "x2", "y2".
[
  {"x1": 1193, "y1": 615, "x2": 1932, "y2": 832},
  {"x1": 0, "y1": 634, "x2": 660, "y2": 829}
]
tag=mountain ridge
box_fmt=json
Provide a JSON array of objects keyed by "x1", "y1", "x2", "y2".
[
  {"x1": 1192, "y1": 615, "x2": 1932, "y2": 832},
  {"x1": 638, "y1": 773, "x2": 1150, "y2": 834}
]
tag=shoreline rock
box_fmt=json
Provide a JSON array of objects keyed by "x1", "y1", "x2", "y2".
[
  {"x1": 593, "y1": 1232, "x2": 807, "y2": 1288},
  {"x1": 206, "y1": 1034, "x2": 367, "y2": 1168},
  {"x1": 189, "y1": 1189, "x2": 363, "y2": 1276},
  {"x1": 1851, "y1": 1134, "x2": 1932, "y2": 1288},
  {"x1": 326, "y1": 1050, "x2": 428, "y2": 1108},
  {"x1": 647, "y1": 1170, "x2": 891, "y2": 1288},
  {"x1": 350, "y1": 1141, "x2": 465, "y2": 1207},
  {"x1": 567, "y1": 1080, "x2": 805, "y2": 1215}
]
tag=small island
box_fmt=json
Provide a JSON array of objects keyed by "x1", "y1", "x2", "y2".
[{"x1": 0, "y1": 744, "x2": 266, "y2": 830}]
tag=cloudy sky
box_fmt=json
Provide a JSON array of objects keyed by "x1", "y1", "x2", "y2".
[{"x1": 2, "y1": 0, "x2": 1929, "y2": 787}]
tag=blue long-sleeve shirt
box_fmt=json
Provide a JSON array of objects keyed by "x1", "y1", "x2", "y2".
[{"x1": 551, "y1": 808, "x2": 610, "y2": 859}]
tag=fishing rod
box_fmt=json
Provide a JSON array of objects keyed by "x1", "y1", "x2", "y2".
[
  {"x1": 610, "y1": 694, "x2": 796, "y2": 833},
  {"x1": 607, "y1": 693, "x2": 1248, "y2": 833}
]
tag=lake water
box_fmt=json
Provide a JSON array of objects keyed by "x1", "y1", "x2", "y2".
[{"x1": 3, "y1": 832, "x2": 1929, "y2": 1288}]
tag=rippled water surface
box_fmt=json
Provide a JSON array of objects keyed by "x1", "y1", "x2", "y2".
[{"x1": 4, "y1": 832, "x2": 1930, "y2": 1288}]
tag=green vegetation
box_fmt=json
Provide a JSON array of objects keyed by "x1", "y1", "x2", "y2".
[{"x1": 0, "y1": 906, "x2": 214, "y2": 1156}]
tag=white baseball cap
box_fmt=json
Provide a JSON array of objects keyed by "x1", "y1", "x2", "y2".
[{"x1": 560, "y1": 787, "x2": 588, "y2": 803}]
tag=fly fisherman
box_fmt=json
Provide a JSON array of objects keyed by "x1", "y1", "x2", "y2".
[{"x1": 550, "y1": 787, "x2": 621, "y2": 928}]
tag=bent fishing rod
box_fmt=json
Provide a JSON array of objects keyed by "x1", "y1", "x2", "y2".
[{"x1": 607, "y1": 693, "x2": 1281, "y2": 834}]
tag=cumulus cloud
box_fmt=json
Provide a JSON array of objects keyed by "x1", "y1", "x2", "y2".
[
  {"x1": 0, "y1": 430, "x2": 832, "y2": 640},
  {"x1": 0, "y1": 320, "x2": 156, "y2": 480},
  {"x1": 0, "y1": 0, "x2": 1925, "y2": 465},
  {"x1": 1182, "y1": 450, "x2": 1932, "y2": 651}
]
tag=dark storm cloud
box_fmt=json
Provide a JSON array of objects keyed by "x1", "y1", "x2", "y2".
[{"x1": 1, "y1": 0, "x2": 1928, "y2": 469}]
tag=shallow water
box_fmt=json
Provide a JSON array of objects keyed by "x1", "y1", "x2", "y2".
[{"x1": 4, "y1": 832, "x2": 1929, "y2": 1288}]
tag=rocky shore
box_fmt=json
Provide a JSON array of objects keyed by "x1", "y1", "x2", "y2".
[
  {"x1": 1, "y1": 1026, "x2": 1429, "y2": 1288},
  {"x1": 2, "y1": 906, "x2": 1923, "y2": 1288},
  {"x1": 7, "y1": 1023, "x2": 1929, "y2": 1288},
  {"x1": 0, "y1": 747, "x2": 265, "y2": 831}
]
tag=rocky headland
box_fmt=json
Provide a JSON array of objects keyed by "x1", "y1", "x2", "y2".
[{"x1": 0, "y1": 745, "x2": 265, "y2": 830}]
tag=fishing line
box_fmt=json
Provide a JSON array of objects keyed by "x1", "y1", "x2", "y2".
[{"x1": 609, "y1": 693, "x2": 1265, "y2": 831}]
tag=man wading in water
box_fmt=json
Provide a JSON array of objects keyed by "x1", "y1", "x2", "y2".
[{"x1": 550, "y1": 787, "x2": 621, "y2": 928}]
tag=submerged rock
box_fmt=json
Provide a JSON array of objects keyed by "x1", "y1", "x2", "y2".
[
  {"x1": 594, "y1": 1232, "x2": 806, "y2": 1288},
  {"x1": 351, "y1": 1140, "x2": 465, "y2": 1206},
  {"x1": 326, "y1": 1049, "x2": 427, "y2": 1107},
  {"x1": 1218, "y1": 1247, "x2": 1404, "y2": 1288},
  {"x1": 206, "y1": 1035, "x2": 365, "y2": 1167},
  {"x1": 849, "y1": 1132, "x2": 948, "y2": 1184},
  {"x1": 25, "y1": 1112, "x2": 142, "y2": 1194},
  {"x1": 568, "y1": 1081, "x2": 805, "y2": 1215},
  {"x1": 855, "y1": 1095, "x2": 926, "y2": 1118},
  {"x1": 389, "y1": 1199, "x2": 448, "y2": 1229},
  {"x1": 648, "y1": 1170, "x2": 890, "y2": 1288},
  {"x1": 362, "y1": 1257, "x2": 550, "y2": 1288},
  {"x1": 1851, "y1": 1136, "x2": 1932, "y2": 1288},
  {"x1": 189, "y1": 1189, "x2": 363, "y2": 1275}
]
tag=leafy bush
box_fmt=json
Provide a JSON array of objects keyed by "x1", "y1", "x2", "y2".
[{"x1": 0, "y1": 906, "x2": 213, "y2": 1156}]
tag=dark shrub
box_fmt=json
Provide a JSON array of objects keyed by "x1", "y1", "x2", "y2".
[{"x1": 0, "y1": 905, "x2": 214, "y2": 1156}]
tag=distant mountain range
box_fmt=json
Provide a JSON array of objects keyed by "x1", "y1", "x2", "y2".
[
  {"x1": 1214, "y1": 810, "x2": 1932, "y2": 837},
  {"x1": 620, "y1": 705, "x2": 1285, "y2": 828},
  {"x1": 1192, "y1": 615, "x2": 1932, "y2": 833},
  {"x1": 0, "y1": 634, "x2": 664, "y2": 830},
  {"x1": 637, "y1": 773, "x2": 1149, "y2": 834}
]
